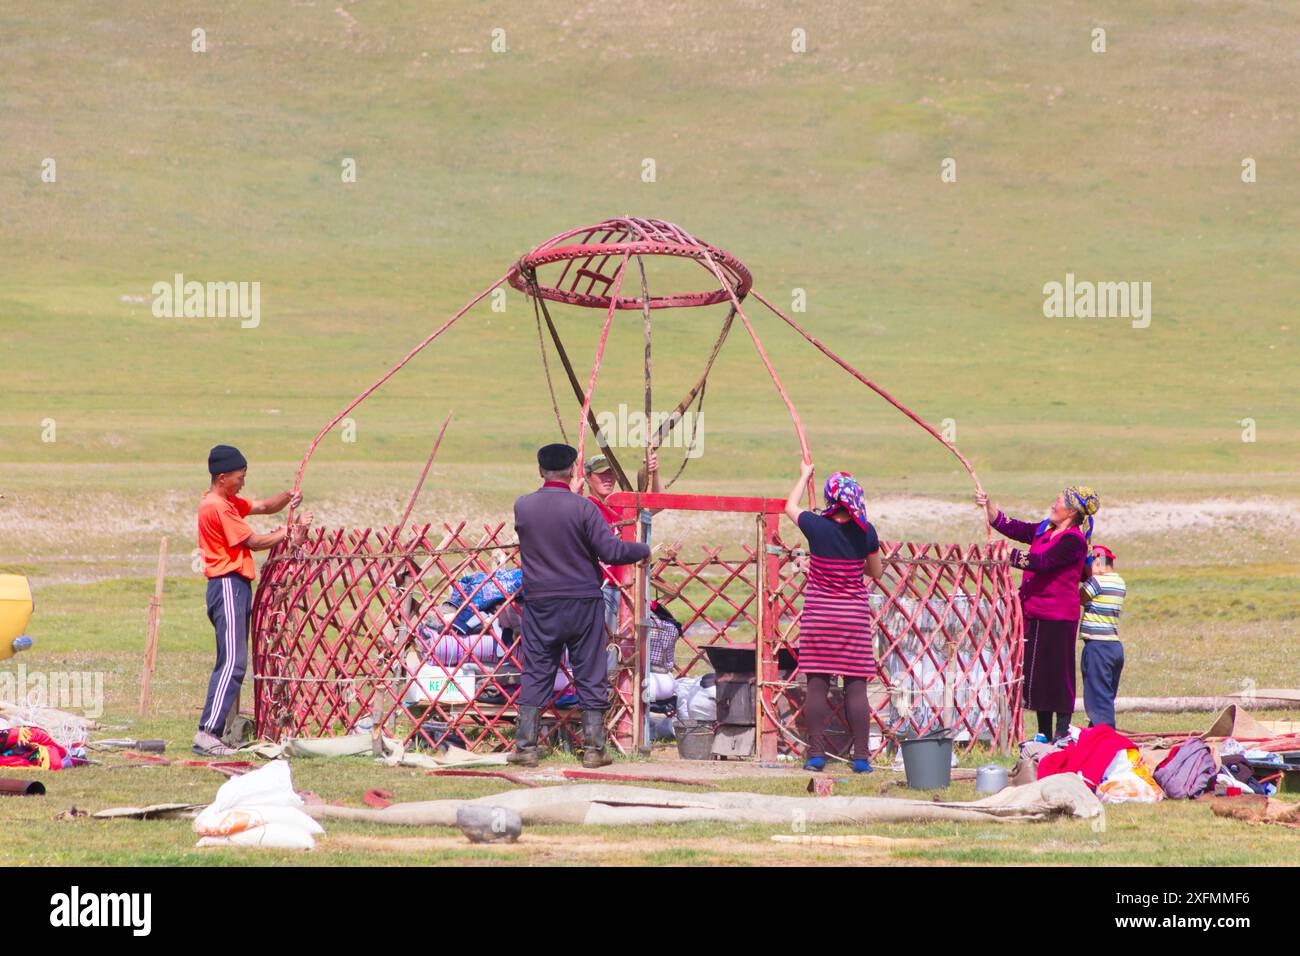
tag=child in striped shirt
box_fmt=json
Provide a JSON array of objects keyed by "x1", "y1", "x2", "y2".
[{"x1": 1079, "y1": 545, "x2": 1127, "y2": 727}]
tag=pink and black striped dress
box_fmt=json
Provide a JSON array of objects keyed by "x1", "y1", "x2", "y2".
[{"x1": 795, "y1": 510, "x2": 880, "y2": 678}]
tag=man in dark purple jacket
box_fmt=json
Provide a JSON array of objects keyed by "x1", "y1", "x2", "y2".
[{"x1": 508, "y1": 443, "x2": 650, "y2": 768}]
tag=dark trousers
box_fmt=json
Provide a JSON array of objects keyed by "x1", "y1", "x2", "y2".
[
  {"x1": 1035, "y1": 710, "x2": 1072, "y2": 740},
  {"x1": 199, "y1": 573, "x2": 252, "y2": 734},
  {"x1": 519, "y1": 596, "x2": 608, "y2": 711},
  {"x1": 804, "y1": 674, "x2": 872, "y2": 760},
  {"x1": 1081, "y1": 639, "x2": 1124, "y2": 728}
]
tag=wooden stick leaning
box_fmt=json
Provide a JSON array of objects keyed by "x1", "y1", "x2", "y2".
[{"x1": 139, "y1": 537, "x2": 167, "y2": 716}]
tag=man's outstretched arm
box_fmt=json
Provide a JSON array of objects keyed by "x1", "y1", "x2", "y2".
[
  {"x1": 235, "y1": 512, "x2": 314, "y2": 552},
  {"x1": 248, "y1": 490, "x2": 302, "y2": 516},
  {"x1": 585, "y1": 508, "x2": 650, "y2": 567}
]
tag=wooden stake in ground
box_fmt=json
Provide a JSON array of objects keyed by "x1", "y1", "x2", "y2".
[{"x1": 138, "y1": 537, "x2": 167, "y2": 716}]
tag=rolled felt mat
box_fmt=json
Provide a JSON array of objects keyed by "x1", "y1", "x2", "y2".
[{"x1": 0, "y1": 778, "x2": 46, "y2": 796}]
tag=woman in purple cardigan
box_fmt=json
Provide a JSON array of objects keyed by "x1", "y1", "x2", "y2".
[{"x1": 976, "y1": 486, "x2": 1100, "y2": 744}]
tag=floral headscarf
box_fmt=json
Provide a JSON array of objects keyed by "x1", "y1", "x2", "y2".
[
  {"x1": 820, "y1": 471, "x2": 870, "y2": 533},
  {"x1": 1063, "y1": 485, "x2": 1100, "y2": 540}
]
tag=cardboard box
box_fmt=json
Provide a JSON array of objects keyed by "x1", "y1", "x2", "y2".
[{"x1": 403, "y1": 664, "x2": 476, "y2": 706}]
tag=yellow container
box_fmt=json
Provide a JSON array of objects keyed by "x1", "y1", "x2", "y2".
[{"x1": 0, "y1": 575, "x2": 34, "y2": 661}]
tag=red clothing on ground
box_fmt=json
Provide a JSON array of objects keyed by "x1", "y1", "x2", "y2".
[
  {"x1": 0, "y1": 726, "x2": 71, "y2": 770},
  {"x1": 1037, "y1": 724, "x2": 1135, "y2": 789}
]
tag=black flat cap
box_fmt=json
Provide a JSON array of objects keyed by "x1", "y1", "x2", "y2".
[{"x1": 537, "y1": 443, "x2": 578, "y2": 471}]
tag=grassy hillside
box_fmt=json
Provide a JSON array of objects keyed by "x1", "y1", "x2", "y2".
[
  {"x1": 2, "y1": 0, "x2": 1297, "y2": 489},
  {"x1": 1, "y1": 3, "x2": 1299, "y2": 868}
]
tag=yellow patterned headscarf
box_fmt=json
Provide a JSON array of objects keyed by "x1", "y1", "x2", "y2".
[{"x1": 1063, "y1": 485, "x2": 1100, "y2": 540}]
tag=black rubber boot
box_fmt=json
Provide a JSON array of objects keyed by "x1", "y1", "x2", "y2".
[
  {"x1": 507, "y1": 705, "x2": 541, "y2": 767},
  {"x1": 581, "y1": 709, "x2": 613, "y2": 769}
]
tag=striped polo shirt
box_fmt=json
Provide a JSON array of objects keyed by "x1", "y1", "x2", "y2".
[{"x1": 1079, "y1": 570, "x2": 1126, "y2": 640}]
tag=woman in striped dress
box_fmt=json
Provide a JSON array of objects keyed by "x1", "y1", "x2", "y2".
[{"x1": 784, "y1": 461, "x2": 883, "y2": 773}]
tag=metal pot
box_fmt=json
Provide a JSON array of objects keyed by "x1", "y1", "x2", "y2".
[{"x1": 975, "y1": 763, "x2": 1009, "y2": 793}]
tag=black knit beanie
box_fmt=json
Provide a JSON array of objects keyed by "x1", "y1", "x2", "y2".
[{"x1": 208, "y1": 444, "x2": 248, "y2": 476}]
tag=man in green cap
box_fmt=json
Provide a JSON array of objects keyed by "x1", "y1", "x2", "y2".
[{"x1": 582, "y1": 449, "x2": 662, "y2": 641}]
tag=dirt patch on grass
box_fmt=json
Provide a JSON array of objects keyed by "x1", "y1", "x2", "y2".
[
  {"x1": 513, "y1": 751, "x2": 809, "y2": 784},
  {"x1": 327, "y1": 830, "x2": 942, "y2": 865}
]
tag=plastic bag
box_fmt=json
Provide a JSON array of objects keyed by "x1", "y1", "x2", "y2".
[
  {"x1": 675, "y1": 675, "x2": 716, "y2": 722},
  {"x1": 198, "y1": 759, "x2": 301, "y2": 814},
  {"x1": 643, "y1": 671, "x2": 676, "y2": 702},
  {"x1": 193, "y1": 760, "x2": 323, "y2": 849},
  {"x1": 197, "y1": 824, "x2": 318, "y2": 850},
  {"x1": 1097, "y1": 748, "x2": 1163, "y2": 804},
  {"x1": 196, "y1": 806, "x2": 324, "y2": 838}
]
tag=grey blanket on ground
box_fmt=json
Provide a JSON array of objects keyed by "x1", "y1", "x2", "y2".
[
  {"x1": 305, "y1": 773, "x2": 1101, "y2": 827},
  {"x1": 239, "y1": 737, "x2": 509, "y2": 769}
]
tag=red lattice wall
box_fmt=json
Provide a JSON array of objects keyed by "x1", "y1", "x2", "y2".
[{"x1": 252, "y1": 493, "x2": 1023, "y2": 758}]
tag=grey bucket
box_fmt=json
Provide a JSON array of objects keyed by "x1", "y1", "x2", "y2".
[
  {"x1": 899, "y1": 729, "x2": 954, "y2": 790},
  {"x1": 673, "y1": 720, "x2": 715, "y2": 760}
]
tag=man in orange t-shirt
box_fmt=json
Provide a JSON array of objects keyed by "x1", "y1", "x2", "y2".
[
  {"x1": 194, "y1": 444, "x2": 313, "y2": 755},
  {"x1": 581, "y1": 449, "x2": 662, "y2": 641}
]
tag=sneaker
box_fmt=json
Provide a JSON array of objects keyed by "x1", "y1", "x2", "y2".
[
  {"x1": 192, "y1": 730, "x2": 236, "y2": 757},
  {"x1": 851, "y1": 758, "x2": 873, "y2": 774},
  {"x1": 1033, "y1": 733, "x2": 1049, "y2": 744},
  {"x1": 803, "y1": 756, "x2": 827, "y2": 772},
  {"x1": 1052, "y1": 734, "x2": 1073, "y2": 748}
]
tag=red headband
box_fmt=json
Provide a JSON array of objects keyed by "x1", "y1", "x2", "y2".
[{"x1": 1092, "y1": 545, "x2": 1115, "y2": 561}]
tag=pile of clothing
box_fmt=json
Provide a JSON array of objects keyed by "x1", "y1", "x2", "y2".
[
  {"x1": 1021, "y1": 724, "x2": 1253, "y2": 804},
  {"x1": 0, "y1": 724, "x2": 86, "y2": 770},
  {"x1": 1014, "y1": 706, "x2": 1300, "y2": 807},
  {"x1": 402, "y1": 571, "x2": 525, "y2": 713},
  {"x1": 1033, "y1": 725, "x2": 1165, "y2": 803},
  {"x1": 642, "y1": 603, "x2": 689, "y2": 740},
  {"x1": 1216, "y1": 738, "x2": 1284, "y2": 796},
  {"x1": 418, "y1": 569, "x2": 525, "y2": 664},
  {"x1": 646, "y1": 601, "x2": 684, "y2": 673}
]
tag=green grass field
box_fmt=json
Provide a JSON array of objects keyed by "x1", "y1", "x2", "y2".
[
  {"x1": 1, "y1": 1, "x2": 1298, "y2": 865},
  {"x1": 2, "y1": 576, "x2": 1298, "y2": 867}
]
